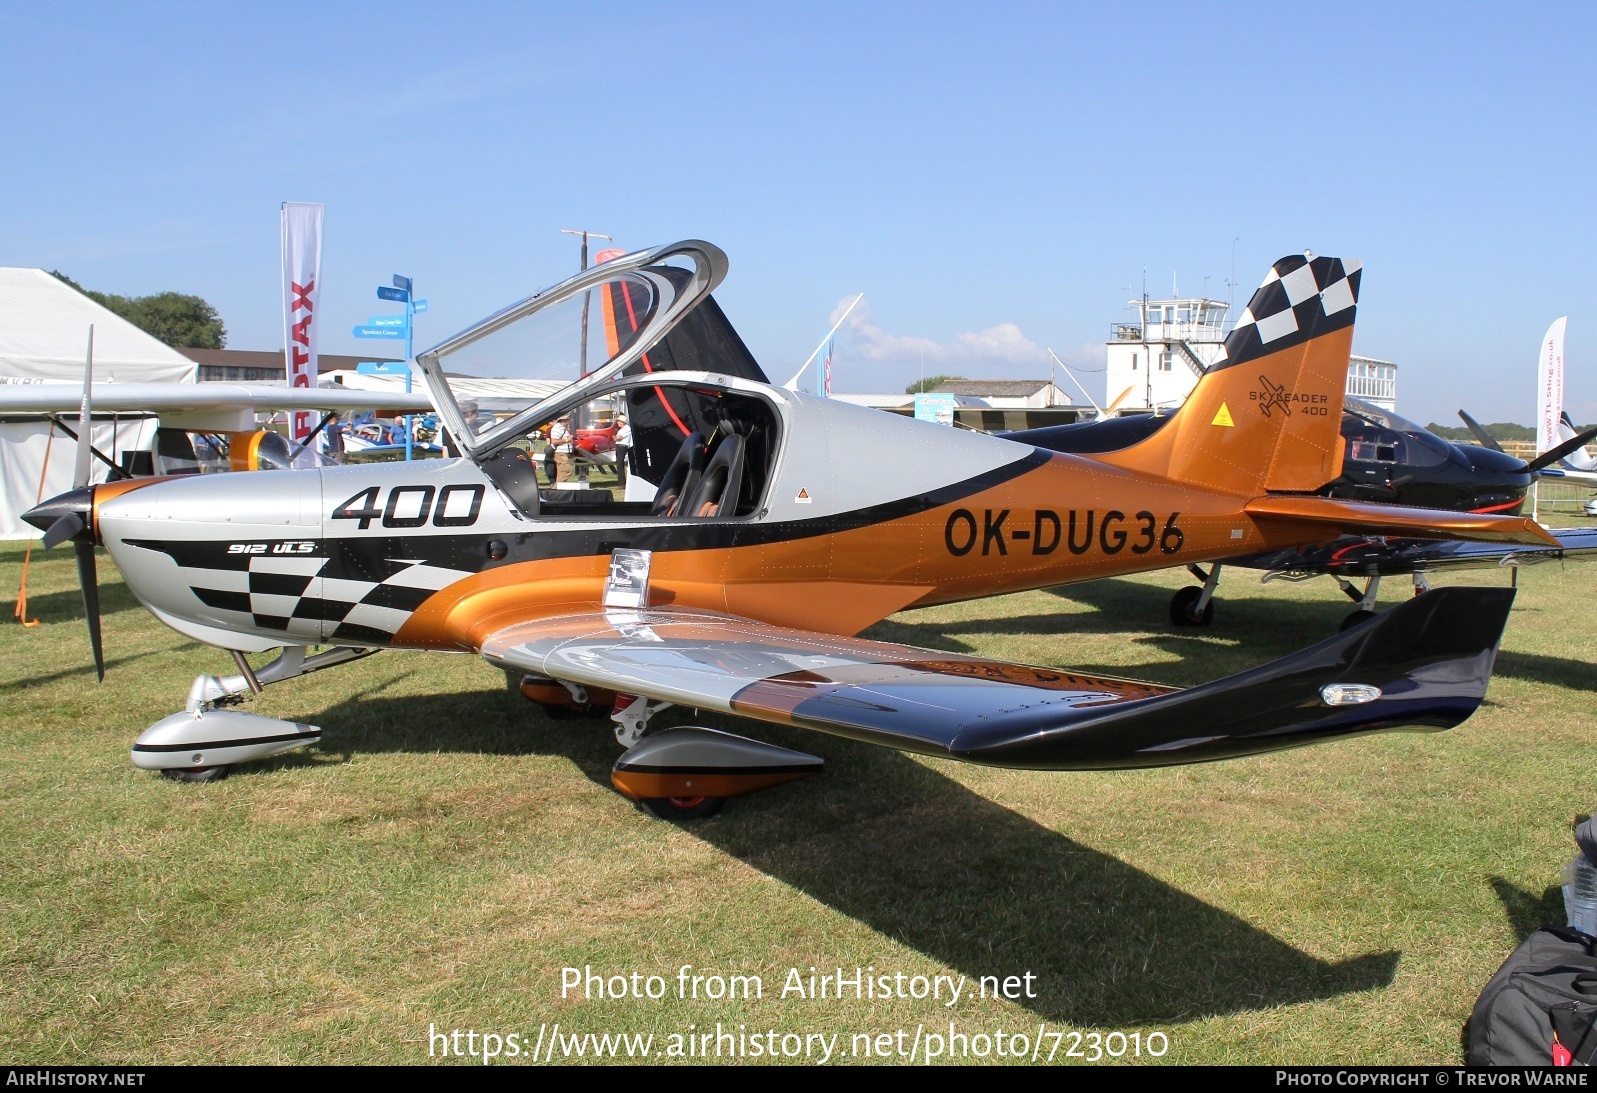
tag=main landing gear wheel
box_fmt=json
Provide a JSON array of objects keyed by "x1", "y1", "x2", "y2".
[
  {"x1": 1169, "y1": 585, "x2": 1215, "y2": 627},
  {"x1": 160, "y1": 766, "x2": 230, "y2": 783},
  {"x1": 638, "y1": 796, "x2": 726, "y2": 821},
  {"x1": 1339, "y1": 609, "x2": 1379, "y2": 633}
]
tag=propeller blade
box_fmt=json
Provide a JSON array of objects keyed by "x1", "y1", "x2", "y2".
[
  {"x1": 1528, "y1": 425, "x2": 1597, "y2": 474},
  {"x1": 74, "y1": 540, "x2": 104, "y2": 682},
  {"x1": 73, "y1": 325, "x2": 95, "y2": 490},
  {"x1": 42, "y1": 512, "x2": 85, "y2": 550},
  {"x1": 1105, "y1": 385, "x2": 1136, "y2": 416},
  {"x1": 1457, "y1": 409, "x2": 1504, "y2": 453}
]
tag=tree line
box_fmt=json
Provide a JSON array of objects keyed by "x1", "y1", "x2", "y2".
[{"x1": 50, "y1": 271, "x2": 226, "y2": 350}]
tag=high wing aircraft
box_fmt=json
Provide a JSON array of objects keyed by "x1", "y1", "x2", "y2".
[
  {"x1": 1010, "y1": 386, "x2": 1597, "y2": 631},
  {"x1": 23, "y1": 242, "x2": 1556, "y2": 819},
  {"x1": 0, "y1": 381, "x2": 434, "y2": 474}
]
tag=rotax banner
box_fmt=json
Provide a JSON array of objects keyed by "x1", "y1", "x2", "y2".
[{"x1": 280, "y1": 201, "x2": 325, "y2": 467}]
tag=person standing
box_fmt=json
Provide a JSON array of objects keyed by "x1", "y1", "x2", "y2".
[
  {"x1": 322, "y1": 412, "x2": 346, "y2": 465},
  {"x1": 613, "y1": 413, "x2": 632, "y2": 489},
  {"x1": 549, "y1": 414, "x2": 575, "y2": 485}
]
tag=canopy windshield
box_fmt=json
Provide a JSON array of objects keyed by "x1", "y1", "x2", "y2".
[{"x1": 416, "y1": 241, "x2": 726, "y2": 457}]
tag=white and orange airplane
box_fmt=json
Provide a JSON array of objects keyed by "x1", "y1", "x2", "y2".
[{"x1": 22, "y1": 241, "x2": 1553, "y2": 818}]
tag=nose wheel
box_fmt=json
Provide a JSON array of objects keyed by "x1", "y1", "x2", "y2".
[{"x1": 160, "y1": 766, "x2": 229, "y2": 783}]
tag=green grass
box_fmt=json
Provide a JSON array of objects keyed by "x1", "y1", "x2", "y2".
[{"x1": 1, "y1": 535, "x2": 1595, "y2": 1064}]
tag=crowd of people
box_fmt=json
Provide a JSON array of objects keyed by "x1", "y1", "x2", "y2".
[{"x1": 321, "y1": 403, "x2": 635, "y2": 492}]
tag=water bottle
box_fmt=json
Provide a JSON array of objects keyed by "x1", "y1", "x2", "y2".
[{"x1": 1563, "y1": 817, "x2": 1597, "y2": 936}]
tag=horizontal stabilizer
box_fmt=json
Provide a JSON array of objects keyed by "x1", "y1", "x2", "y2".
[
  {"x1": 480, "y1": 586, "x2": 1514, "y2": 771},
  {"x1": 1244, "y1": 495, "x2": 1558, "y2": 546},
  {"x1": 1228, "y1": 525, "x2": 1597, "y2": 578}
]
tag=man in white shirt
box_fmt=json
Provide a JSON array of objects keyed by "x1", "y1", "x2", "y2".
[
  {"x1": 613, "y1": 414, "x2": 632, "y2": 488},
  {"x1": 549, "y1": 415, "x2": 575, "y2": 485}
]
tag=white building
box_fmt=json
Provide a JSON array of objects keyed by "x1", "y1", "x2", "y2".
[
  {"x1": 930, "y1": 379, "x2": 1073, "y2": 409},
  {"x1": 1105, "y1": 296, "x2": 1232, "y2": 413},
  {"x1": 1103, "y1": 294, "x2": 1398, "y2": 413}
]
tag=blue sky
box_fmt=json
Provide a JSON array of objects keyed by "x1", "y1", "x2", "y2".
[{"x1": 2, "y1": 1, "x2": 1593, "y2": 425}]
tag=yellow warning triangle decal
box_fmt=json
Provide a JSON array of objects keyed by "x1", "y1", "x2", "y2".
[{"x1": 1211, "y1": 402, "x2": 1235, "y2": 427}]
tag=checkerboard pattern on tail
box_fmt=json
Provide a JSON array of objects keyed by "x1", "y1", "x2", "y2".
[{"x1": 1214, "y1": 254, "x2": 1363, "y2": 370}]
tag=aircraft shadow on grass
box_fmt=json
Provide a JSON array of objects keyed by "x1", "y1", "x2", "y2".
[{"x1": 273, "y1": 683, "x2": 1400, "y2": 1027}]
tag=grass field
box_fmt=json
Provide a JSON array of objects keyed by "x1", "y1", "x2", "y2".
[{"x1": 2, "y1": 535, "x2": 1595, "y2": 1065}]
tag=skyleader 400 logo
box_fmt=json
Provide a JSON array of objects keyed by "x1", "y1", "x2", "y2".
[
  {"x1": 1252, "y1": 374, "x2": 1330, "y2": 417},
  {"x1": 944, "y1": 508, "x2": 1183, "y2": 557}
]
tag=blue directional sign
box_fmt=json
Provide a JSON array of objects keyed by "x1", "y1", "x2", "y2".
[
  {"x1": 411, "y1": 299, "x2": 428, "y2": 313},
  {"x1": 353, "y1": 325, "x2": 406, "y2": 339},
  {"x1": 356, "y1": 361, "x2": 410, "y2": 375},
  {"x1": 367, "y1": 314, "x2": 408, "y2": 329},
  {"x1": 377, "y1": 286, "x2": 409, "y2": 303},
  {"x1": 392, "y1": 274, "x2": 412, "y2": 292}
]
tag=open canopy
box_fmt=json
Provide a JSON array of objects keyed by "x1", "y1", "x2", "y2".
[{"x1": 414, "y1": 241, "x2": 726, "y2": 458}]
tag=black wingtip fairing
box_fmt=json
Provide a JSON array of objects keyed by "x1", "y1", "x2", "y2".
[{"x1": 949, "y1": 586, "x2": 1514, "y2": 770}]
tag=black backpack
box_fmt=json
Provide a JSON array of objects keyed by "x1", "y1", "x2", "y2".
[{"x1": 1467, "y1": 924, "x2": 1597, "y2": 1064}]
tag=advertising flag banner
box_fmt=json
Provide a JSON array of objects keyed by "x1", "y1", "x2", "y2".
[
  {"x1": 1537, "y1": 317, "x2": 1568, "y2": 457},
  {"x1": 281, "y1": 202, "x2": 325, "y2": 466}
]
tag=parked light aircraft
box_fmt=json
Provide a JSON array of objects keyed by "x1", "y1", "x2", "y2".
[
  {"x1": 20, "y1": 242, "x2": 1557, "y2": 818},
  {"x1": 1011, "y1": 382, "x2": 1597, "y2": 631}
]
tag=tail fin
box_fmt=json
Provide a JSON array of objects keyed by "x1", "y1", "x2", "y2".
[
  {"x1": 1557, "y1": 411, "x2": 1597, "y2": 472},
  {"x1": 1097, "y1": 254, "x2": 1361, "y2": 495}
]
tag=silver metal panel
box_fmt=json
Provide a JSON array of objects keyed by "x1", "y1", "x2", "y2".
[
  {"x1": 102, "y1": 469, "x2": 324, "y2": 647},
  {"x1": 762, "y1": 391, "x2": 1032, "y2": 523}
]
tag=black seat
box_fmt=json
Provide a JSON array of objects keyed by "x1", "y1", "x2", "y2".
[
  {"x1": 684, "y1": 434, "x2": 746, "y2": 518},
  {"x1": 481, "y1": 448, "x2": 541, "y2": 516},
  {"x1": 649, "y1": 431, "x2": 707, "y2": 517}
]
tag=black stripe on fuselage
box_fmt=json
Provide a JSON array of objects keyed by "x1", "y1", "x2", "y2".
[{"x1": 124, "y1": 448, "x2": 1053, "y2": 580}]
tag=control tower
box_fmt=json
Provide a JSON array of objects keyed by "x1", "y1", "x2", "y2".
[
  {"x1": 1102, "y1": 295, "x2": 1397, "y2": 413},
  {"x1": 1104, "y1": 296, "x2": 1231, "y2": 413}
]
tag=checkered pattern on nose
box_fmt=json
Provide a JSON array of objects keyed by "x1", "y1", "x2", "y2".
[
  {"x1": 188, "y1": 553, "x2": 473, "y2": 643},
  {"x1": 1213, "y1": 254, "x2": 1362, "y2": 370}
]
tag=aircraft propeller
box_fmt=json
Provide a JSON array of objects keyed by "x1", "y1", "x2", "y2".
[
  {"x1": 23, "y1": 328, "x2": 105, "y2": 681},
  {"x1": 1457, "y1": 408, "x2": 1597, "y2": 478}
]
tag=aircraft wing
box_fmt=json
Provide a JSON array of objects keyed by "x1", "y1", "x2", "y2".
[
  {"x1": 1228, "y1": 526, "x2": 1597, "y2": 579},
  {"x1": 480, "y1": 585, "x2": 1514, "y2": 771},
  {"x1": 0, "y1": 382, "x2": 433, "y2": 416}
]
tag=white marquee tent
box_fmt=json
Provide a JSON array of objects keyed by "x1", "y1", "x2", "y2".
[{"x1": 0, "y1": 267, "x2": 198, "y2": 539}]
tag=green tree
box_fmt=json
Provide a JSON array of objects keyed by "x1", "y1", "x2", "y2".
[
  {"x1": 905, "y1": 374, "x2": 964, "y2": 394},
  {"x1": 49, "y1": 271, "x2": 226, "y2": 349}
]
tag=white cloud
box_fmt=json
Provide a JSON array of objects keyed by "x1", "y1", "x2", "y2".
[{"x1": 828, "y1": 295, "x2": 1049, "y2": 371}]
